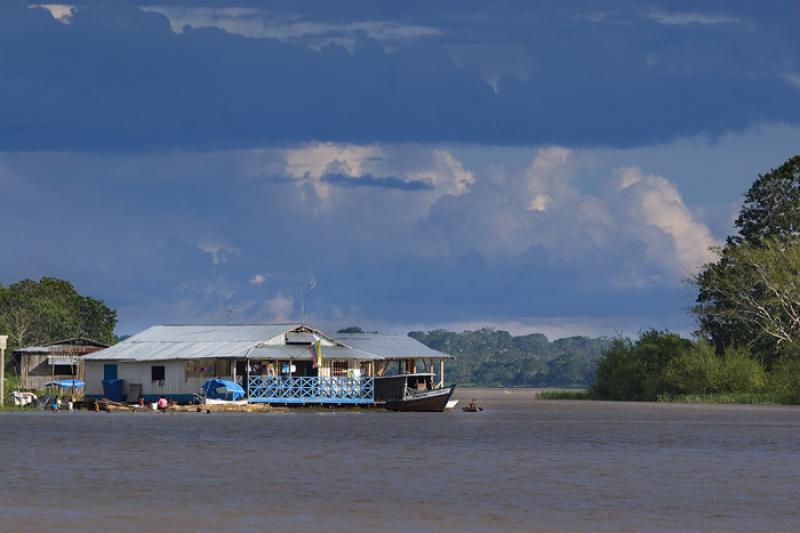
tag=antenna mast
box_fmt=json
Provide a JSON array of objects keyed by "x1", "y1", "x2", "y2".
[{"x1": 296, "y1": 275, "x2": 316, "y2": 324}]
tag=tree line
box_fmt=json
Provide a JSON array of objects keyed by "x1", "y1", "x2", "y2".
[{"x1": 409, "y1": 328, "x2": 611, "y2": 387}]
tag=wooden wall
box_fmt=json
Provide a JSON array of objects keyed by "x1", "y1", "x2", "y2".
[{"x1": 18, "y1": 354, "x2": 84, "y2": 391}]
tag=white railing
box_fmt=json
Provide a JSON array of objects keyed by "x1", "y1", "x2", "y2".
[{"x1": 247, "y1": 376, "x2": 374, "y2": 404}]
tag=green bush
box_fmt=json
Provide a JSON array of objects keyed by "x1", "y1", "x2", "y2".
[
  {"x1": 767, "y1": 357, "x2": 800, "y2": 404},
  {"x1": 717, "y1": 346, "x2": 766, "y2": 392},
  {"x1": 663, "y1": 343, "x2": 765, "y2": 395},
  {"x1": 663, "y1": 341, "x2": 720, "y2": 394},
  {"x1": 592, "y1": 331, "x2": 693, "y2": 401},
  {"x1": 592, "y1": 338, "x2": 642, "y2": 400}
]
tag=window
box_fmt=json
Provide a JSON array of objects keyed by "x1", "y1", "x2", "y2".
[
  {"x1": 151, "y1": 365, "x2": 166, "y2": 381},
  {"x1": 53, "y1": 365, "x2": 77, "y2": 376},
  {"x1": 332, "y1": 361, "x2": 348, "y2": 376}
]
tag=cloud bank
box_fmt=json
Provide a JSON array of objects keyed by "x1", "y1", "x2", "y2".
[
  {"x1": 0, "y1": 142, "x2": 719, "y2": 333},
  {"x1": 0, "y1": 1, "x2": 797, "y2": 150}
]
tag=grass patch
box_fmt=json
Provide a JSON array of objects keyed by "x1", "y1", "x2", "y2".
[
  {"x1": 537, "y1": 390, "x2": 592, "y2": 400},
  {"x1": 656, "y1": 392, "x2": 778, "y2": 405}
]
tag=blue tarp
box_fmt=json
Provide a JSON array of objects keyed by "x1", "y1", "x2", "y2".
[
  {"x1": 201, "y1": 379, "x2": 245, "y2": 401},
  {"x1": 45, "y1": 379, "x2": 85, "y2": 389}
]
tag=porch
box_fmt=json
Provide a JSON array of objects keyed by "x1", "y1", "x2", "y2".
[{"x1": 247, "y1": 375, "x2": 375, "y2": 404}]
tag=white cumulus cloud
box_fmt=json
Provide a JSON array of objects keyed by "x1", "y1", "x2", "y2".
[
  {"x1": 614, "y1": 166, "x2": 718, "y2": 279},
  {"x1": 420, "y1": 146, "x2": 718, "y2": 286}
]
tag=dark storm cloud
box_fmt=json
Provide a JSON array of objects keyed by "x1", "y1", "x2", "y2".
[
  {"x1": 321, "y1": 173, "x2": 433, "y2": 191},
  {"x1": 1, "y1": 0, "x2": 798, "y2": 151}
]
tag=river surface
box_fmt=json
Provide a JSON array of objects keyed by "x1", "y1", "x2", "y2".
[{"x1": 1, "y1": 389, "x2": 798, "y2": 532}]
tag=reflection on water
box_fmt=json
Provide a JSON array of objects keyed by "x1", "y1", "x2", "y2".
[{"x1": 1, "y1": 389, "x2": 799, "y2": 531}]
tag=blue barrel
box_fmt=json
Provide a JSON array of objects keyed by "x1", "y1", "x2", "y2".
[{"x1": 102, "y1": 379, "x2": 126, "y2": 402}]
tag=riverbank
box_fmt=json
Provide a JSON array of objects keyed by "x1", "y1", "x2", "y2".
[{"x1": 535, "y1": 389, "x2": 783, "y2": 405}]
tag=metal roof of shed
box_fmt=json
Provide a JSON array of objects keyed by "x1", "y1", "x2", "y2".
[
  {"x1": 15, "y1": 337, "x2": 109, "y2": 354},
  {"x1": 335, "y1": 333, "x2": 453, "y2": 359}
]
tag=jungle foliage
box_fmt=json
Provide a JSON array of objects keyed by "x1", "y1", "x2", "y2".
[
  {"x1": 409, "y1": 328, "x2": 611, "y2": 387},
  {"x1": 591, "y1": 331, "x2": 767, "y2": 402}
]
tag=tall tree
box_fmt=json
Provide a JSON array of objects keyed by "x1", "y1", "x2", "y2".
[{"x1": 694, "y1": 155, "x2": 800, "y2": 362}]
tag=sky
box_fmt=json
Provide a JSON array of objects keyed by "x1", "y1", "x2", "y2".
[{"x1": 1, "y1": 0, "x2": 799, "y2": 338}]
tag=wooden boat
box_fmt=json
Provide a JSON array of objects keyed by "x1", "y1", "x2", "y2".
[
  {"x1": 382, "y1": 385, "x2": 456, "y2": 412},
  {"x1": 374, "y1": 373, "x2": 456, "y2": 412}
]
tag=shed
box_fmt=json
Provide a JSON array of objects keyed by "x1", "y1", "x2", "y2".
[{"x1": 14, "y1": 337, "x2": 109, "y2": 391}]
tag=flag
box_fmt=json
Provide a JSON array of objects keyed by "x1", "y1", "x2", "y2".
[{"x1": 309, "y1": 339, "x2": 322, "y2": 369}]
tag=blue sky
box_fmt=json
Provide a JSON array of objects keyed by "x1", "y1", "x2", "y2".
[{"x1": 1, "y1": 1, "x2": 799, "y2": 338}]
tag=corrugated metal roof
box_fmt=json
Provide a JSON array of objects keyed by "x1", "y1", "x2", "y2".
[
  {"x1": 16, "y1": 345, "x2": 100, "y2": 354},
  {"x1": 83, "y1": 324, "x2": 302, "y2": 361},
  {"x1": 81, "y1": 325, "x2": 452, "y2": 362},
  {"x1": 336, "y1": 333, "x2": 453, "y2": 359}
]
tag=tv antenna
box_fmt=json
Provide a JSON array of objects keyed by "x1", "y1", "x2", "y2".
[{"x1": 295, "y1": 275, "x2": 316, "y2": 324}]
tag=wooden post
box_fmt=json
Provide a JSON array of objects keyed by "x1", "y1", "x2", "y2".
[
  {"x1": 0, "y1": 335, "x2": 7, "y2": 408},
  {"x1": 245, "y1": 360, "x2": 250, "y2": 399}
]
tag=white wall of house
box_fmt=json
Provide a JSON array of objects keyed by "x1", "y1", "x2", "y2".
[{"x1": 85, "y1": 360, "x2": 233, "y2": 398}]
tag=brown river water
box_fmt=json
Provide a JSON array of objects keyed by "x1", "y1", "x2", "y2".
[{"x1": 1, "y1": 388, "x2": 799, "y2": 532}]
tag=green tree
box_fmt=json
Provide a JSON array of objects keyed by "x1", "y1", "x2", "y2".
[
  {"x1": 694, "y1": 155, "x2": 800, "y2": 362},
  {"x1": 694, "y1": 237, "x2": 800, "y2": 365},
  {"x1": 733, "y1": 156, "x2": 800, "y2": 245},
  {"x1": 0, "y1": 277, "x2": 117, "y2": 351}
]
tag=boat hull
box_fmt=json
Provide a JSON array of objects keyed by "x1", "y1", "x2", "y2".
[{"x1": 381, "y1": 385, "x2": 456, "y2": 412}]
